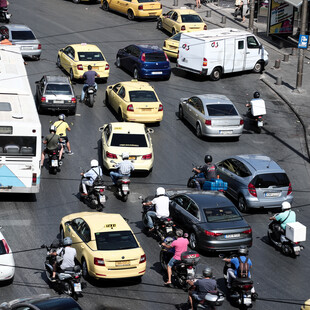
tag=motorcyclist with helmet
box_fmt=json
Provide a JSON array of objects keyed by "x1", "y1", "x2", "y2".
[
  {"x1": 193, "y1": 155, "x2": 216, "y2": 190},
  {"x1": 110, "y1": 152, "x2": 135, "y2": 185},
  {"x1": 80, "y1": 159, "x2": 103, "y2": 196},
  {"x1": 143, "y1": 187, "x2": 170, "y2": 232},
  {"x1": 186, "y1": 267, "x2": 217, "y2": 310},
  {"x1": 246, "y1": 91, "x2": 265, "y2": 111},
  {"x1": 80, "y1": 65, "x2": 100, "y2": 102},
  {"x1": 41, "y1": 125, "x2": 64, "y2": 168},
  {"x1": 53, "y1": 114, "x2": 73, "y2": 155}
]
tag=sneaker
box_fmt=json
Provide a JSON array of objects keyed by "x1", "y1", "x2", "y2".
[
  {"x1": 59, "y1": 160, "x2": 63, "y2": 166},
  {"x1": 51, "y1": 277, "x2": 56, "y2": 282},
  {"x1": 81, "y1": 193, "x2": 88, "y2": 196},
  {"x1": 67, "y1": 151, "x2": 74, "y2": 155}
]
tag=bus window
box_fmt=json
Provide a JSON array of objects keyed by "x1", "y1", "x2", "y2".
[{"x1": 0, "y1": 137, "x2": 36, "y2": 156}]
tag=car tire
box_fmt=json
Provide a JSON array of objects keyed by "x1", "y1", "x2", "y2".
[
  {"x1": 189, "y1": 232, "x2": 198, "y2": 250},
  {"x1": 56, "y1": 56, "x2": 62, "y2": 68},
  {"x1": 70, "y1": 69, "x2": 74, "y2": 81},
  {"x1": 253, "y1": 61, "x2": 262, "y2": 73},
  {"x1": 116, "y1": 56, "x2": 121, "y2": 68},
  {"x1": 238, "y1": 195, "x2": 249, "y2": 213},
  {"x1": 118, "y1": 108, "x2": 124, "y2": 122},
  {"x1": 195, "y1": 123, "x2": 202, "y2": 138},
  {"x1": 178, "y1": 105, "x2": 184, "y2": 120},
  {"x1": 133, "y1": 68, "x2": 139, "y2": 80},
  {"x1": 172, "y1": 28, "x2": 176, "y2": 36},
  {"x1": 102, "y1": 0, "x2": 109, "y2": 10},
  {"x1": 105, "y1": 92, "x2": 109, "y2": 106},
  {"x1": 127, "y1": 9, "x2": 135, "y2": 20},
  {"x1": 157, "y1": 19, "x2": 163, "y2": 30},
  {"x1": 210, "y1": 67, "x2": 222, "y2": 81},
  {"x1": 82, "y1": 259, "x2": 90, "y2": 280}
]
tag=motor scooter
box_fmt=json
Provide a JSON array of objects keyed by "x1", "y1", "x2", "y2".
[
  {"x1": 83, "y1": 85, "x2": 96, "y2": 107},
  {"x1": 0, "y1": 7, "x2": 11, "y2": 23},
  {"x1": 247, "y1": 98, "x2": 266, "y2": 134},
  {"x1": 47, "y1": 149, "x2": 61, "y2": 175},
  {"x1": 110, "y1": 160, "x2": 131, "y2": 202}
]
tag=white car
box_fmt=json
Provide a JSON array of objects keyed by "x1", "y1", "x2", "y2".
[{"x1": 0, "y1": 231, "x2": 15, "y2": 282}]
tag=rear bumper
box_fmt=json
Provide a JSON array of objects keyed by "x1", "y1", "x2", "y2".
[
  {"x1": 140, "y1": 68, "x2": 171, "y2": 79},
  {"x1": 39, "y1": 103, "x2": 76, "y2": 112},
  {"x1": 245, "y1": 195, "x2": 293, "y2": 209},
  {"x1": 176, "y1": 63, "x2": 207, "y2": 76},
  {"x1": 103, "y1": 159, "x2": 153, "y2": 171},
  {"x1": 199, "y1": 237, "x2": 252, "y2": 252},
  {"x1": 203, "y1": 126, "x2": 243, "y2": 137},
  {"x1": 163, "y1": 48, "x2": 178, "y2": 59},
  {"x1": 135, "y1": 11, "x2": 162, "y2": 19},
  {"x1": 0, "y1": 185, "x2": 40, "y2": 193},
  {"x1": 21, "y1": 49, "x2": 41, "y2": 57},
  {"x1": 125, "y1": 112, "x2": 163, "y2": 123}
]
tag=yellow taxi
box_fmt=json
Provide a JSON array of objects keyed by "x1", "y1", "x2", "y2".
[
  {"x1": 163, "y1": 33, "x2": 181, "y2": 59},
  {"x1": 60, "y1": 212, "x2": 146, "y2": 280},
  {"x1": 57, "y1": 43, "x2": 110, "y2": 81},
  {"x1": 99, "y1": 122, "x2": 154, "y2": 171},
  {"x1": 101, "y1": 0, "x2": 162, "y2": 20},
  {"x1": 157, "y1": 8, "x2": 207, "y2": 35},
  {"x1": 105, "y1": 80, "x2": 163, "y2": 123}
]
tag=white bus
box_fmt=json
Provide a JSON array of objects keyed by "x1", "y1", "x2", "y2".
[{"x1": 0, "y1": 46, "x2": 41, "y2": 193}]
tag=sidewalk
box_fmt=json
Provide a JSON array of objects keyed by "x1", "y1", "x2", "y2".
[{"x1": 161, "y1": 0, "x2": 310, "y2": 161}]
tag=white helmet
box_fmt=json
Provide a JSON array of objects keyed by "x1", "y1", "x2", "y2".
[
  {"x1": 91, "y1": 159, "x2": 98, "y2": 167},
  {"x1": 59, "y1": 114, "x2": 65, "y2": 121},
  {"x1": 122, "y1": 152, "x2": 129, "y2": 160},
  {"x1": 282, "y1": 201, "x2": 291, "y2": 211},
  {"x1": 156, "y1": 187, "x2": 165, "y2": 196}
]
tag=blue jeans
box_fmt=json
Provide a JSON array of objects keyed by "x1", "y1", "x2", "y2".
[
  {"x1": 146, "y1": 211, "x2": 157, "y2": 229},
  {"x1": 168, "y1": 257, "x2": 178, "y2": 268},
  {"x1": 81, "y1": 83, "x2": 97, "y2": 101},
  {"x1": 110, "y1": 171, "x2": 130, "y2": 185}
]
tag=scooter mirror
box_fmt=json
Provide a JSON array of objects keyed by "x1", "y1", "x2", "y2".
[
  {"x1": 138, "y1": 195, "x2": 143, "y2": 200},
  {"x1": 218, "y1": 254, "x2": 225, "y2": 259}
]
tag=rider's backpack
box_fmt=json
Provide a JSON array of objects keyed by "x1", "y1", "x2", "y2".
[{"x1": 237, "y1": 257, "x2": 250, "y2": 278}]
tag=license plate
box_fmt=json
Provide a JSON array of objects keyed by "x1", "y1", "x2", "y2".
[
  {"x1": 129, "y1": 156, "x2": 136, "y2": 160},
  {"x1": 51, "y1": 159, "x2": 58, "y2": 167},
  {"x1": 166, "y1": 226, "x2": 173, "y2": 233},
  {"x1": 219, "y1": 130, "x2": 233, "y2": 135},
  {"x1": 122, "y1": 184, "x2": 129, "y2": 191},
  {"x1": 54, "y1": 100, "x2": 64, "y2": 104},
  {"x1": 258, "y1": 121, "x2": 263, "y2": 127},
  {"x1": 149, "y1": 13, "x2": 156, "y2": 15},
  {"x1": 244, "y1": 297, "x2": 251, "y2": 304},
  {"x1": 92, "y1": 66, "x2": 99, "y2": 70},
  {"x1": 152, "y1": 71, "x2": 162, "y2": 75},
  {"x1": 294, "y1": 246, "x2": 300, "y2": 252},
  {"x1": 100, "y1": 195, "x2": 106, "y2": 203},
  {"x1": 225, "y1": 233, "x2": 240, "y2": 239},
  {"x1": 265, "y1": 192, "x2": 281, "y2": 197},
  {"x1": 141, "y1": 108, "x2": 151, "y2": 111},
  {"x1": 21, "y1": 46, "x2": 32, "y2": 50},
  {"x1": 115, "y1": 260, "x2": 130, "y2": 266},
  {"x1": 74, "y1": 283, "x2": 82, "y2": 292}
]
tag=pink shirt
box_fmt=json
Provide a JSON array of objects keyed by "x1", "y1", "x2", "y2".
[{"x1": 171, "y1": 237, "x2": 189, "y2": 260}]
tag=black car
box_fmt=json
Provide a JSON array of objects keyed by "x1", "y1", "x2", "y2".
[{"x1": 169, "y1": 191, "x2": 252, "y2": 252}]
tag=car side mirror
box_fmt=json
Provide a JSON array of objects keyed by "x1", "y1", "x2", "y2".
[
  {"x1": 182, "y1": 99, "x2": 187, "y2": 104},
  {"x1": 147, "y1": 128, "x2": 154, "y2": 134},
  {"x1": 59, "y1": 48, "x2": 63, "y2": 52}
]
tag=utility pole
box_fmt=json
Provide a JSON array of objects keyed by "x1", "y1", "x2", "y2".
[
  {"x1": 248, "y1": 0, "x2": 255, "y2": 30},
  {"x1": 296, "y1": 0, "x2": 308, "y2": 91}
]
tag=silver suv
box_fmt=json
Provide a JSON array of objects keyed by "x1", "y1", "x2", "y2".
[{"x1": 216, "y1": 154, "x2": 293, "y2": 212}]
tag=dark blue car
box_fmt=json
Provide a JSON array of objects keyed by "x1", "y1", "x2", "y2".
[{"x1": 116, "y1": 44, "x2": 171, "y2": 80}]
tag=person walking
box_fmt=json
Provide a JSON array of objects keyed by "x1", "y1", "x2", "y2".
[{"x1": 242, "y1": 0, "x2": 249, "y2": 22}]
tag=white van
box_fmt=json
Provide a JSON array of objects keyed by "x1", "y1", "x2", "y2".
[{"x1": 177, "y1": 28, "x2": 268, "y2": 81}]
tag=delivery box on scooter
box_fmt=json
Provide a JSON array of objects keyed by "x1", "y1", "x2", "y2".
[
  {"x1": 285, "y1": 222, "x2": 307, "y2": 242},
  {"x1": 250, "y1": 98, "x2": 266, "y2": 117}
]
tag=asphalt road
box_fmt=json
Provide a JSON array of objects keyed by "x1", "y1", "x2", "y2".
[{"x1": 0, "y1": 0, "x2": 309, "y2": 309}]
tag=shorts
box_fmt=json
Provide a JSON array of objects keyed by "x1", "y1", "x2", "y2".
[
  {"x1": 61, "y1": 136, "x2": 68, "y2": 143},
  {"x1": 191, "y1": 292, "x2": 203, "y2": 301},
  {"x1": 44, "y1": 146, "x2": 61, "y2": 154},
  {"x1": 168, "y1": 257, "x2": 179, "y2": 268}
]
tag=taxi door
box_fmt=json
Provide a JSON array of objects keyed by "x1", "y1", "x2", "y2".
[
  {"x1": 118, "y1": 0, "x2": 131, "y2": 14},
  {"x1": 109, "y1": 83, "x2": 122, "y2": 112},
  {"x1": 162, "y1": 11, "x2": 175, "y2": 33},
  {"x1": 109, "y1": 0, "x2": 122, "y2": 12},
  {"x1": 62, "y1": 46, "x2": 75, "y2": 75},
  {"x1": 66, "y1": 218, "x2": 85, "y2": 262}
]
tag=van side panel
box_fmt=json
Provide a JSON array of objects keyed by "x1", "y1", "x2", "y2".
[
  {"x1": 206, "y1": 39, "x2": 224, "y2": 75},
  {"x1": 223, "y1": 38, "x2": 234, "y2": 73}
]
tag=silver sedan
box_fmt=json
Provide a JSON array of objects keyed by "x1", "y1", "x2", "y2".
[{"x1": 178, "y1": 94, "x2": 244, "y2": 138}]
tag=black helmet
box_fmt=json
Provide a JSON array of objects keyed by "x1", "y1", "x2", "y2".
[
  {"x1": 238, "y1": 245, "x2": 248, "y2": 256},
  {"x1": 203, "y1": 267, "x2": 213, "y2": 278},
  {"x1": 204, "y1": 155, "x2": 212, "y2": 164},
  {"x1": 253, "y1": 91, "x2": 260, "y2": 99}
]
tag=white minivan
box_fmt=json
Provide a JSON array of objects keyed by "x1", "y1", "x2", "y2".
[{"x1": 177, "y1": 28, "x2": 268, "y2": 80}]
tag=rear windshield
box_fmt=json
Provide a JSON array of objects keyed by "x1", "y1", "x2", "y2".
[
  {"x1": 206, "y1": 104, "x2": 238, "y2": 116},
  {"x1": 252, "y1": 173, "x2": 290, "y2": 188},
  {"x1": 204, "y1": 207, "x2": 242, "y2": 223},
  {"x1": 145, "y1": 53, "x2": 166, "y2": 62},
  {"x1": 78, "y1": 52, "x2": 104, "y2": 61},
  {"x1": 110, "y1": 133, "x2": 148, "y2": 147},
  {"x1": 95, "y1": 231, "x2": 139, "y2": 250},
  {"x1": 0, "y1": 136, "x2": 37, "y2": 156},
  {"x1": 11, "y1": 30, "x2": 36, "y2": 40},
  {"x1": 129, "y1": 91, "x2": 157, "y2": 102},
  {"x1": 45, "y1": 84, "x2": 72, "y2": 95},
  {"x1": 0, "y1": 241, "x2": 7, "y2": 255},
  {"x1": 181, "y1": 14, "x2": 203, "y2": 23}
]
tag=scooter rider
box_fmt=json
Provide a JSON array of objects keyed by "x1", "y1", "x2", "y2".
[
  {"x1": 187, "y1": 267, "x2": 217, "y2": 310},
  {"x1": 143, "y1": 187, "x2": 170, "y2": 232},
  {"x1": 110, "y1": 152, "x2": 134, "y2": 185},
  {"x1": 41, "y1": 125, "x2": 63, "y2": 168},
  {"x1": 53, "y1": 114, "x2": 73, "y2": 155},
  {"x1": 80, "y1": 65, "x2": 100, "y2": 102},
  {"x1": 269, "y1": 201, "x2": 296, "y2": 241},
  {"x1": 80, "y1": 159, "x2": 103, "y2": 196},
  {"x1": 246, "y1": 91, "x2": 265, "y2": 111},
  {"x1": 193, "y1": 155, "x2": 216, "y2": 190}
]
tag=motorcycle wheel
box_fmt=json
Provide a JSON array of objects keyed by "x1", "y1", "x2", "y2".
[
  {"x1": 121, "y1": 193, "x2": 128, "y2": 202},
  {"x1": 256, "y1": 126, "x2": 262, "y2": 134},
  {"x1": 159, "y1": 250, "x2": 167, "y2": 271},
  {"x1": 88, "y1": 94, "x2": 94, "y2": 107},
  {"x1": 187, "y1": 177, "x2": 196, "y2": 188},
  {"x1": 281, "y1": 243, "x2": 292, "y2": 256},
  {"x1": 64, "y1": 281, "x2": 73, "y2": 296},
  {"x1": 141, "y1": 213, "x2": 148, "y2": 229}
]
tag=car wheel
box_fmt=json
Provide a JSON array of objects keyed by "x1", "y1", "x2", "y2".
[
  {"x1": 105, "y1": 92, "x2": 109, "y2": 106},
  {"x1": 60, "y1": 226, "x2": 64, "y2": 240},
  {"x1": 178, "y1": 105, "x2": 184, "y2": 120},
  {"x1": 118, "y1": 108, "x2": 124, "y2": 122},
  {"x1": 157, "y1": 19, "x2": 163, "y2": 30},
  {"x1": 253, "y1": 61, "x2": 262, "y2": 73},
  {"x1": 189, "y1": 232, "x2": 198, "y2": 250},
  {"x1": 70, "y1": 69, "x2": 74, "y2": 81},
  {"x1": 210, "y1": 67, "x2": 222, "y2": 81},
  {"x1": 82, "y1": 259, "x2": 89, "y2": 280},
  {"x1": 195, "y1": 123, "x2": 202, "y2": 138},
  {"x1": 127, "y1": 9, "x2": 135, "y2": 20},
  {"x1": 238, "y1": 195, "x2": 249, "y2": 213},
  {"x1": 56, "y1": 56, "x2": 62, "y2": 68},
  {"x1": 116, "y1": 56, "x2": 121, "y2": 68},
  {"x1": 102, "y1": 0, "x2": 109, "y2": 10},
  {"x1": 133, "y1": 68, "x2": 139, "y2": 80},
  {"x1": 172, "y1": 28, "x2": 176, "y2": 36}
]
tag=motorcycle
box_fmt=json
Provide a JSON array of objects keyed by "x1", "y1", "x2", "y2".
[
  {"x1": 267, "y1": 220, "x2": 304, "y2": 257},
  {"x1": 0, "y1": 7, "x2": 11, "y2": 23},
  {"x1": 83, "y1": 85, "x2": 96, "y2": 107},
  {"x1": 222, "y1": 254, "x2": 257, "y2": 309},
  {"x1": 247, "y1": 99, "x2": 266, "y2": 134},
  {"x1": 110, "y1": 160, "x2": 131, "y2": 202},
  {"x1": 160, "y1": 236, "x2": 200, "y2": 290},
  {"x1": 140, "y1": 196, "x2": 175, "y2": 241},
  {"x1": 47, "y1": 148, "x2": 61, "y2": 175},
  {"x1": 79, "y1": 170, "x2": 106, "y2": 211},
  {"x1": 42, "y1": 240, "x2": 85, "y2": 301}
]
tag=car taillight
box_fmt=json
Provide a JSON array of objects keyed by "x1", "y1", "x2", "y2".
[
  {"x1": 187, "y1": 265, "x2": 193, "y2": 269},
  {"x1": 242, "y1": 228, "x2": 252, "y2": 234},
  {"x1": 164, "y1": 52, "x2": 169, "y2": 62},
  {"x1": 202, "y1": 57, "x2": 207, "y2": 67},
  {"x1": 77, "y1": 64, "x2": 83, "y2": 70},
  {"x1": 127, "y1": 104, "x2": 134, "y2": 111},
  {"x1": 32, "y1": 173, "x2": 37, "y2": 185},
  {"x1": 38, "y1": 44, "x2": 42, "y2": 50},
  {"x1": 106, "y1": 151, "x2": 117, "y2": 159},
  {"x1": 248, "y1": 182, "x2": 257, "y2": 197},
  {"x1": 204, "y1": 230, "x2": 223, "y2": 237},
  {"x1": 181, "y1": 25, "x2": 186, "y2": 31},
  {"x1": 2, "y1": 239, "x2": 9, "y2": 254},
  {"x1": 105, "y1": 64, "x2": 110, "y2": 70},
  {"x1": 142, "y1": 153, "x2": 152, "y2": 160},
  {"x1": 163, "y1": 41, "x2": 166, "y2": 47},
  {"x1": 240, "y1": 119, "x2": 244, "y2": 125},
  {"x1": 71, "y1": 97, "x2": 76, "y2": 103},
  {"x1": 177, "y1": 51, "x2": 179, "y2": 59},
  {"x1": 139, "y1": 254, "x2": 146, "y2": 263},
  {"x1": 242, "y1": 284, "x2": 253, "y2": 290},
  {"x1": 100, "y1": 188, "x2": 104, "y2": 193},
  {"x1": 141, "y1": 53, "x2": 146, "y2": 62},
  {"x1": 205, "y1": 120, "x2": 211, "y2": 125},
  {"x1": 94, "y1": 257, "x2": 105, "y2": 266},
  {"x1": 160, "y1": 4, "x2": 162, "y2": 8},
  {"x1": 287, "y1": 183, "x2": 292, "y2": 195},
  {"x1": 41, "y1": 97, "x2": 46, "y2": 103},
  {"x1": 158, "y1": 104, "x2": 163, "y2": 111},
  {"x1": 204, "y1": 25, "x2": 207, "y2": 30},
  {"x1": 138, "y1": 4, "x2": 143, "y2": 9}
]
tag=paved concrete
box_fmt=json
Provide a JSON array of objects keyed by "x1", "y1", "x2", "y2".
[{"x1": 161, "y1": 0, "x2": 310, "y2": 160}]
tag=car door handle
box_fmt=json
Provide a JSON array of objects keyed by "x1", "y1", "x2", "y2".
[
  {"x1": 81, "y1": 245, "x2": 84, "y2": 249},
  {"x1": 246, "y1": 52, "x2": 250, "y2": 54}
]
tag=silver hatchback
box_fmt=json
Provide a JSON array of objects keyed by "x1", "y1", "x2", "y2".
[
  {"x1": 178, "y1": 94, "x2": 244, "y2": 138},
  {"x1": 216, "y1": 154, "x2": 293, "y2": 212}
]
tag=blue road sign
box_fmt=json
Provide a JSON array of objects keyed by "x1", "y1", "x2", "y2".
[{"x1": 298, "y1": 35, "x2": 309, "y2": 49}]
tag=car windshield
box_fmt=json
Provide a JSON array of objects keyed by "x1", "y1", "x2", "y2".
[
  {"x1": 78, "y1": 52, "x2": 104, "y2": 61},
  {"x1": 145, "y1": 53, "x2": 166, "y2": 62},
  {"x1": 34, "y1": 298, "x2": 82, "y2": 310},
  {"x1": 252, "y1": 173, "x2": 290, "y2": 188},
  {"x1": 110, "y1": 133, "x2": 148, "y2": 147},
  {"x1": 95, "y1": 231, "x2": 139, "y2": 250},
  {"x1": 45, "y1": 84, "x2": 72, "y2": 95},
  {"x1": 129, "y1": 91, "x2": 158, "y2": 102},
  {"x1": 204, "y1": 207, "x2": 243, "y2": 223},
  {"x1": 11, "y1": 30, "x2": 36, "y2": 40},
  {"x1": 181, "y1": 14, "x2": 203, "y2": 23},
  {"x1": 206, "y1": 104, "x2": 238, "y2": 116},
  {"x1": 0, "y1": 240, "x2": 7, "y2": 255}
]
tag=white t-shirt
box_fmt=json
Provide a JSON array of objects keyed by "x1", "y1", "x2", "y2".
[
  {"x1": 60, "y1": 247, "x2": 77, "y2": 270},
  {"x1": 152, "y1": 196, "x2": 170, "y2": 218}
]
